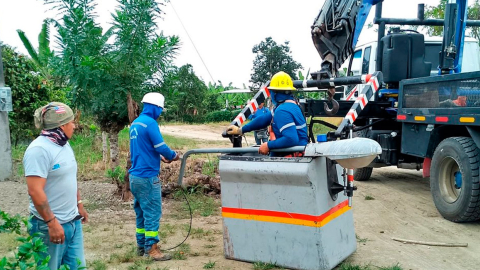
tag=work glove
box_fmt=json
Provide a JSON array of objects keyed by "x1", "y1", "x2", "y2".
[{"x1": 226, "y1": 125, "x2": 242, "y2": 135}]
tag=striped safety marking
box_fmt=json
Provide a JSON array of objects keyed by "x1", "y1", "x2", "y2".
[
  {"x1": 345, "y1": 85, "x2": 358, "y2": 101},
  {"x1": 232, "y1": 86, "x2": 271, "y2": 127},
  {"x1": 222, "y1": 200, "x2": 351, "y2": 228},
  {"x1": 346, "y1": 74, "x2": 373, "y2": 101},
  {"x1": 343, "y1": 75, "x2": 379, "y2": 125}
]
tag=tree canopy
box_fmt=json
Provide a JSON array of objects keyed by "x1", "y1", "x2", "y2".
[
  {"x1": 250, "y1": 37, "x2": 303, "y2": 90},
  {"x1": 425, "y1": 0, "x2": 480, "y2": 43},
  {"x1": 44, "y1": 0, "x2": 180, "y2": 133}
]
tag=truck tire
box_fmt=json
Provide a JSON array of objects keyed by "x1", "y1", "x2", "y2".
[
  {"x1": 430, "y1": 137, "x2": 480, "y2": 222},
  {"x1": 354, "y1": 167, "x2": 373, "y2": 181},
  {"x1": 353, "y1": 128, "x2": 373, "y2": 181}
]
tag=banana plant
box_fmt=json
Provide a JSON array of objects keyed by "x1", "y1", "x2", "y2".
[{"x1": 16, "y1": 19, "x2": 54, "y2": 78}]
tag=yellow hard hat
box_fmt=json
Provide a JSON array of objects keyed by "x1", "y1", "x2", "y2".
[{"x1": 268, "y1": 71, "x2": 296, "y2": 91}]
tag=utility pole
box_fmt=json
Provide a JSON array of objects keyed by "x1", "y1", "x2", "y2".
[{"x1": 0, "y1": 43, "x2": 13, "y2": 181}]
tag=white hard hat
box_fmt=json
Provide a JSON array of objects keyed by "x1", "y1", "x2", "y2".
[{"x1": 141, "y1": 92, "x2": 165, "y2": 108}]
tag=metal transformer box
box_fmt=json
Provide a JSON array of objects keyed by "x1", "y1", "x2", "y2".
[{"x1": 219, "y1": 155, "x2": 356, "y2": 270}]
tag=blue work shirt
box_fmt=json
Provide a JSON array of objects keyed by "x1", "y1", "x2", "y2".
[
  {"x1": 248, "y1": 106, "x2": 270, "y2": 121},
  {"x1": 129, "y1": 103, "x2": 177, "y2": 178},
  {"x1": 242, "y1": 101, "x2": 308, "y2": 149}
]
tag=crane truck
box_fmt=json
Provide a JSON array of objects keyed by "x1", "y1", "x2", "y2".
[
  {"x1": 226, "y1": 0, "x2": 480, "y2": 223},
  {"x1": 303, "y1": 0, "x2": 480, "y2": 223}
]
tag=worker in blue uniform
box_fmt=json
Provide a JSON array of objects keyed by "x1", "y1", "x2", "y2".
[
  {"x1": 248, "y1": 101, "x2": 270, "y2": 145},
  {"x1": 129, "y1": 92, "x2": 179, "y2": 261},
  {"x1": 227, "y1": 71, "x2": 308, "y2": 156}
]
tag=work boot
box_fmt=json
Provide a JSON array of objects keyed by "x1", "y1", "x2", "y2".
[
  {"x1": 136, "y1": 246, "x2": 145, "y2": 256},
  {"x1": 145, "y1": 243, "x2": 172, "y2": 261}
]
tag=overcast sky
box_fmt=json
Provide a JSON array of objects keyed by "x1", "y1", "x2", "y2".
[{"x1": 1, "y1": 0, "x2": 440, "y2": 87}]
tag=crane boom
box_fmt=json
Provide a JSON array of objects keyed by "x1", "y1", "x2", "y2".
[{"x1": 311, "y1": 0, "x2": 381, "y2": 79}]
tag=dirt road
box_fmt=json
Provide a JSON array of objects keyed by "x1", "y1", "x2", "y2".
[
  {"x1": 160, "y1": 123, "x2": 256, "y2": 145},
  {"x1": 1, "y1": 124, "x2": 480, "y2": 270}
]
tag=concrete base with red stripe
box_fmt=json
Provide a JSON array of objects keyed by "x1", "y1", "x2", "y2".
[{"x1": 219, "y1": 155, "x2": 356, "y2": 270}]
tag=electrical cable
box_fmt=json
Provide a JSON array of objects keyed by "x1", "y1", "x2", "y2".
[
  {"x1": 168, "y1": 0, "x2": 216, "y2": 83},
  {"x1": 160, "y1": 187, "x2": 193, "y2": 251},
  {"x1": 352, "y1": 119, "x2": 385, "y2": 132}
]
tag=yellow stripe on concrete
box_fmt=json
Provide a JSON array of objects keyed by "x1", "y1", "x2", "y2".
[{"x1": 222, "y1": 205, "x2": 350, "y2": 228}]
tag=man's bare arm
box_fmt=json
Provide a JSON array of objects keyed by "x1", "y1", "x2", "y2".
[
  {"x1": 26, "y1": 176, "x2": 54, "y2": 221},
  {"x1": 26, "y1": 176, "x2": 65, "y2": 243}
]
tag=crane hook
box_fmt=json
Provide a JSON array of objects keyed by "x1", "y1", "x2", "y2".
[
  {"x1": 324, "y1": 99, "x2": 339, "y2": 116},
  {"x1": 324, "y1": 87, "x2": 339, "y2": 116}
]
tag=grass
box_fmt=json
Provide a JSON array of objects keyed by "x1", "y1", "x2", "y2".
[
  {"x1": 88, "y1": 259, "x2": 107, "y2": 270},
  {"x1": 203, "y1": 260, "x2": 216, "y2": 269},
  {"x1": 108, "y1": 246, "x2": 137, "y2": 263},
  {"x1": 202, "y1": 156, "x2": 219, "y2": 177},
  {"x1": 11, "y1": 144, "x2": 27, "y2": 180},
  {"x1": 364, "y1": 195, "x2": 375, "y2": 200},
  {"x1": 253, "y1": 262, "x2": 285, "y2": 270},
  {"x1": 189, "y1": 227, "x2": 213, "y2": 239},
  {"x1": 127, "y1": 258, "x2": 154, "y2": 270},
  {"x1": 169, "y1": 189, "x2": 220, "y2": 219},
  {"x1": 69, "y1": 131, "x2": 105, "y2": 180},
  {"x1": 159, "y1": 223, "x2": 176, "y2": 242},
  {"x1": 336, "y1": 263, "x2": 403, "y2": 270},
  {"x1": 172, "y1": 243, "x2": 191, "y2": 260}
]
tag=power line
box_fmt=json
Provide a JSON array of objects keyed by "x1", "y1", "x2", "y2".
[{"x1": 168, "y1": 0, "x2": 216, "y2": 83}]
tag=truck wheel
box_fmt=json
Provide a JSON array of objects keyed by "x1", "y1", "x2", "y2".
[
  {"x1": 354, "y1": 167, "x2": 373, "y2": 181},
  {"x1": 353, "y1": 128, "x2": 373, "y2": 181},
  {"x1": 430, "y1": 137, "x2": 480, "y2": 222}
]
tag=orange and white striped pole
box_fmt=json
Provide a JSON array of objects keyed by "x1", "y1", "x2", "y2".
[{"x1": 347, "y1": 169, "x2": 354, "y2": 207}]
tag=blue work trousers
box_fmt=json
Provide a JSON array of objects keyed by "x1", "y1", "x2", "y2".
[
  {"x1": 254, "y1": 129, "x2": 269, "y2": 145},
  {"x1": 29, "y1": 217, "x2": 86, "y2": 270},
  {"x1": 129, "y1": 174, "x2": 162, "y2": 252}
]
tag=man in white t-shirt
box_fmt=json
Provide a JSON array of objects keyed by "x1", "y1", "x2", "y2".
[{"x1": 23, "y1": 102, "x2": 88, "y2": 270}]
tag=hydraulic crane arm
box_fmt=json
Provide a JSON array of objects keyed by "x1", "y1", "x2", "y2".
[
  {"x1": 310, "y1": 0, "x2": 381, "y2": 115},
  {"x1": 311, "y1": 0, "x2": 382, "y2": 79}
]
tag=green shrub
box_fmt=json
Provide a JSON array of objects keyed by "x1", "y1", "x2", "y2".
[
  {"x1": 203, "y1": 108, "x2": 244, "y2": 123},
  {"x1": 231, "y1": 109, "x2": 242, "y2": 116},
  {"x1": 204, "y1": 110, "x2": 232, "y2": 122},
  {"x1": 181, "y1": 114, "x2": 205, "y2": 123},
  {"x1": 0, "y1": 210, "x2": 66, "y2": 270},
  {"x1": 106, "y1": 166, "x2": 126, "y2": 183},
  {"x1": 2, "y1": 44, "x2": 67, "y2": 146}
]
